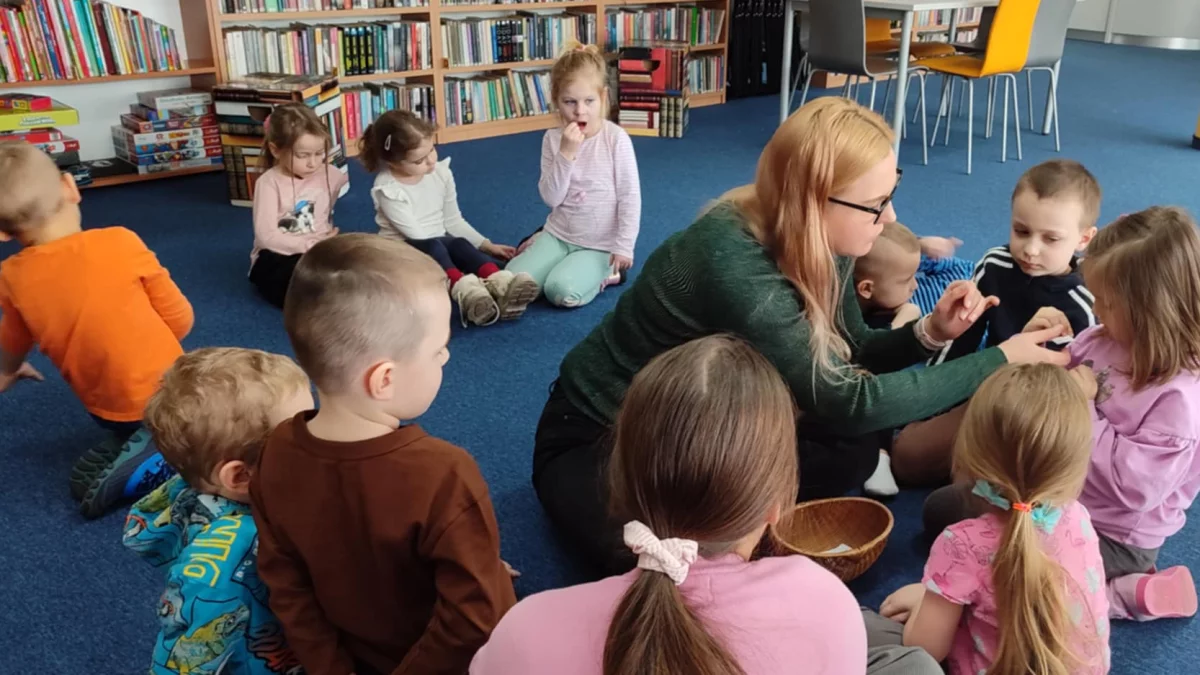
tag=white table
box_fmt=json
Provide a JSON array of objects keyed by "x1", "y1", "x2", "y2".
[{"x1": 781, "y1": 0, "x2": 1000, "y2": 156}]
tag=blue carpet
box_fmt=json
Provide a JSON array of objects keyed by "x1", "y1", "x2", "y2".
[{"x1": 2, "y1": 40, "x2": 1199, "y2": 673}]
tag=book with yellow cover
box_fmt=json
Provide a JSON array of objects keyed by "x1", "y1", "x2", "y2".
[{"x1": 0, "y1": 102, "x2": 79, "y2": 132}]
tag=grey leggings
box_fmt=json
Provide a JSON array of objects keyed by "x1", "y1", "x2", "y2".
[{"x1": 863, "y1": 609, "x2": 943, "y2": 674}]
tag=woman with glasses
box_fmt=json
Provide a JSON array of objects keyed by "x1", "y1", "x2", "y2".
[{"x1": 531, "y1": 97, "x2": 1071, "y2": 575}]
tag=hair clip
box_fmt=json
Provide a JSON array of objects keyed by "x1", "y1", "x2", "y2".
[{"x1": 384, "y1": 133, "x2": 392, "y2": 151}]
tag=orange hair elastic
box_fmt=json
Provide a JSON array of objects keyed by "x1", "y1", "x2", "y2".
[{"x1": 1012, "y1": 502, "x2": 1033, "y2": 513}]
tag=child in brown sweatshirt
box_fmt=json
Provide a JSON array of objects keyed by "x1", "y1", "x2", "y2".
[{"x1": 251, "y1": 233, "x2": 516, "y2": 675}]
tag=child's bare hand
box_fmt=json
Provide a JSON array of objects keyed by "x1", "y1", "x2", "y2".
[
  {"x1": 560, "y1": 122, "x2": 585, "y2": 160},
  {"x1": 1023, "y1": 306, "x2": 1073, "y2": 337},
  {"x1": 1069, "y1": 364, "x2": 1098, "y2": 400},
  {"x1": 919, "y1": 236, "x2": 963, "y2": 260},
  {"x1": 881, "y1": 583, "x2": 926, "y2": 623},
  {"x1": 610, "y1": 254, "x2": 633, "y2": 272},
  {"x1": 891, "y1": 302, "x2": 922, "y2": 329},
  {"x1": 503, "y1": 560, "x2": 521, "y2": 578},
  {"x1": 0, "y1": 362, "x2": 43, "y2": 393},
  {"x1": 516, "y1": 232, "x2": 540, "y2": 256},
  {"x1": 481, "y1": 242, "x2": 516, "y2": 261}
]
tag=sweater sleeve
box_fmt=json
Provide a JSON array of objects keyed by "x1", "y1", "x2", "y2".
[
  {"x1": 538, "y1": 131, "x2": 573, "y2": 209},
  {"x1": 609, "y1": 129, "x2": 641, "y2": 260},
  {"x1": 707, "y1": 250, "x2": 1007, "y2": 433},
  {"x1": 125, "y1": 230, "x2": 194, "y2": 341},
  {"x1": 373, "y1": 178, "x2": 423, "y2": 241},
  {"x1": 396, "y1": 463, "x2": 515, "y2": 675},
  {"x1": 253, "y1": 172, "x2": 310, "y2": 257},
  {"x1": 839, "y1": 263, "x2": 935, "y2": 375},
  {"x1": 439, "y1": 163, "x2": 487, "y2": 247}
]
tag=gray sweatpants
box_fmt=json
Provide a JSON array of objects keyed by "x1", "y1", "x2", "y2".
[{"x1": 863, "y1": 609, "x2": 943, "y2": 674}]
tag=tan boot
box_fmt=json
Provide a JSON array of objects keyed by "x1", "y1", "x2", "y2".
[
  {"x1": 484, "y1": 270, "x2": 540, "y2": 321},
  {"x1": 451, "y1": 274, "x2": 499, "y2": 326}
]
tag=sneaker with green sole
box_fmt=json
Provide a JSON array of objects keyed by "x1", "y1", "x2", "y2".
[{"x1": 78, "y1": 428, "x2": 176, "y2": 520}]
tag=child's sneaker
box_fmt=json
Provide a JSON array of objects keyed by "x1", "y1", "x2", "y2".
[
  {"x1": 485, "y1": 270, "x2": 540, "y2": 321},
  {"x1": 451, "y1": 273, "x2": 500, "y2": 327},
  {"x1": 78, "y1": 428, "x2": 176, "y2": 519},
  {"x1": 69, "y1": 434, "x2": 125, "y2": 501},
  {"x1": 1135, "y1": 566, "x2": 1197, "y2": 619}
]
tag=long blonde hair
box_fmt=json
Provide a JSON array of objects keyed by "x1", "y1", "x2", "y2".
[
  {"x1": 954, "y1": 363, "x2": 1097, "y2": 675},
  {"x1": 719, "y1": 98, "x2": 893, "y2": 380},
  {"x1": 1083, "y1": 206, "x2": 1200, "y2": 390},
  {"x1": 604, "y1": 335, "x2": 798, "y2": 675}
]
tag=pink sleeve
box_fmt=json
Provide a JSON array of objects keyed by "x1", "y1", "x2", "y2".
[
  {"x1": 252, "y1": 171, "x2": 309, "y2": 257},
  {"x1": 610, "y1": 129, "x2": 641, "y2": 260},
  {"x1": 922, "y1": 522, "x2": 985, "y2": 606},
  {"x1": 1068, "y1": 326, "x2": 1099, "y2": 368},
  {"x1": 538, "y1": 130, "x2": 573, "y2": 209},
  {"x1": 329, "y1": 163, "x2": 349, "y2": 195}
]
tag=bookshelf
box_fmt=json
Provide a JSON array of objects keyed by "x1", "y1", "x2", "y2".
[{"x1": 207, "y1": 0, "x2": 730, "y2": 146}]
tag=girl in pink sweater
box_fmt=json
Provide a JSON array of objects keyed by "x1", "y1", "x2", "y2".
[
  {"x1": 1068, "y1": 206, "x2": 1200, "y2": 622},
  {"x1": 471, "y1": 335, "x2": 938, "y2": 675}
]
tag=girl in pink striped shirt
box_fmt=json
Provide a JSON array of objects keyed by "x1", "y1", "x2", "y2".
[{"x1": 507, "y1": 44, "x2": 642, "y2": 308}]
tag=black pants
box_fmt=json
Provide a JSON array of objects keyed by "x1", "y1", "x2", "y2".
[
  {"x1": 531, "y1": 383, "x2": 880, "y2": 578},
  {"x1": 409, "y1": 236, "x2": 492, "y2": 275},
  {"x1": 249, "y1": 250, "x2": 302, "y2": 309},
  {"x1": 90, "y1": 414, "x2": 142, "y2": 443}
]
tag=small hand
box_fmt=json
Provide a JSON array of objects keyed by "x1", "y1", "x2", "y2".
[
  {"x1": 0, "y1": 362, "x2": 44, "y2": 393},
  {"x1": 610, "y1": 254, "x2": 633, "y2": 272},
  {"x1": 1022, "y1": 306, "x2": 1073, "y2": 337},
  {"x1": 890, "y1": 302, "x2": 922, "y2": 329},
  {"x1": 516, "y1": 231, "x2": 541, "y2": 256},
  {"x1": 560, "y1": 122, "x2": 585, "y2": 160},
  {"x1": 928, "y1": 280, "x2": 1000, "y2": 343},
  {"x1": 881, "y1": 583, "x2": 926, "y2": 624},
  {"x1": 502, "y1": 560, "x2": 521, "y2": 578},
  {"x1": 1069, "y1": 364, "x2": 1098, "y2": 400},
  {"x1": 998, "y1": 326, "x2": 1072, "y2": 367},
  {"x1": 919, "y1": 236, "x2": 963, "y2": 260},
  {"x1": 481, "y1": 242, "x2": 517, "y2": 261}
]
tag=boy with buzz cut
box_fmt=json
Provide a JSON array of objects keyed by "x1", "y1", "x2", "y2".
[
  {"x1": 124, "y1": 347, "x2": 313, "y2": 675},
  {"x1": 252, "y1": 233, "x2": 516, "y2": 675},
  {"x1": 0, "y1": 142, "x2": 193, "y2": 518},
  {"x1": 892, "y1": 158, "x2": 1102, "y2": 490}
]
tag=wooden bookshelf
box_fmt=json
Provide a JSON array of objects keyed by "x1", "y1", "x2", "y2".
[
  {"x1": 217, "y1": 6, "x2": 431, "y2": 21},
  {"x1": 0, "y1": 60, "x2": 218, "y2": 91},
  {"x1": 84, "y1": 164, "x2": 225, "y2": 189}
]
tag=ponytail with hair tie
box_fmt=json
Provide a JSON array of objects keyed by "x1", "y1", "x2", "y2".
[{"x1": 971, "y1": 480, "x2": 1063, "y2": 533}]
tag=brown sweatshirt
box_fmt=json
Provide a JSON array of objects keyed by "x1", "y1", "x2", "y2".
[{"x1": 251, "y1": 413, "x2": 517, "y2": 675}]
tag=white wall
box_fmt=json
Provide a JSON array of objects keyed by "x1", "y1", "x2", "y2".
[
  {"x1": 1069, "y1": 0, "x2": 1111, "y2": 32},
  {"x1": 18, "y1": 0, "x2": 197, "y2": 161},
  {"x1": 1070, "y1": 0, "x2": 1200, "y2": 41}
]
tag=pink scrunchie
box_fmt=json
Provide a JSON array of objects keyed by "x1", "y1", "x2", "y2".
[{"x1": 624, "y1": 521, "x2": 699, "y2": 586}]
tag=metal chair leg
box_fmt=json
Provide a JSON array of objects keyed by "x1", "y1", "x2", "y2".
[
  {"x1": 944, "y1": 77, "x2": 955, "y2": 147},
  {"x1": 957, "y1": 77, "x2": 967, "y2": 117},
  {"x1": 967, "y1": 79, "x2": 975, "y2": 175},
  {"x1": 882, "y1": 76, "x2": 893, "y2": 116},
  {"x1": 841, "y1": 76, "x2": 851, "y2": 98},
  {"x1": 1026, "y1": 69, "x2": 1035, "y2": 131},
  {"x1": 800, "y1": 70, "x2": 814, "y2": 110},
  {"x1": 918, "y1": 72, "x2": 929, "y2": 166},
  {"x1": 1011, "y1": 73, "x2": 1023, "y2": 160},
  {"x1": 869, "y1": 77, "x2": 878, "y2": 111},
  {"x1": 986, "y1": 77, "x2": 996, "y2": 139},
  {"x1": 1049, "y1": 67, "x2": 1061, "y2": 152},
  {"x1": 788, "y1": 54, "x2": 809, "y2": 110},
  {"x1": 1001, "y1": 75, "x2": 1010, "y2": 163},
  {"x1": 931, "y1": 76, "x2": 950, "y2": 146}
]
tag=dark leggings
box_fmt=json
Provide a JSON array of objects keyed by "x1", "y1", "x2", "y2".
[
  {"x1": 408, "y1": 236, "x2": 492, "y2": 275},
  {"x1": 249, "y1": 250, "x2": 302, "y2": 309},
  {"x1": 531, "y1": 383, "x2": 881, "y2": 577}
]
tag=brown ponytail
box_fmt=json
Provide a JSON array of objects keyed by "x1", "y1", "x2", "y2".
[
  {"x1": 604, "y1": 335, "x2": 799, "y2": 675},
  {"x1": 357, "y1": 109, "x2": 436, "y2": 173}
]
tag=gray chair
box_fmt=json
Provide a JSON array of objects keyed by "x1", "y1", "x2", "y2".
[
  {"x1": 789, "y1": 0, "x2": 930, "y2": 164},
  {"x1": 1021, "y1": 0, "x2": 1074, "y2": 149}
]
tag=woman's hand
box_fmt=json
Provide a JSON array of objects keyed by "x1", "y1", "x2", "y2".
[
  {"x1": 1023, "y1": 306, "x2": 1073, "y2": 337},
  {"x1": 1069, "y1": 364, "x2": 1099, "y2": 400},
  {"x1": 610, "y1": 254, "x2": 633, "y2": 272},
  {"x1": 919, "y1": 236, "x2": 963, "y2": 260},
  {"x1": 927, "y1": 280, "x2": 1000, "y2": 343},
  {"x1": 481, "y1": 241, "x2": 516, "y2": 261},
  {"x1": 998, "y1": 326, "x2": 1072, "y2": 366},
  {"x1": 881, "y1": 583, "x2": 927, "y2": 624}
]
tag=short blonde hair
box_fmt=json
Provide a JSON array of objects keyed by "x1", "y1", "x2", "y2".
[
  {"x1": 144, "y1": 348, "x2": 310, "y2": 486},
  {"x1": 551, "y1": 42, "x2": 609, "y2": 116},
  {"x1": 855, "y1": 221, "x2": 920, "y2": 281},
  {"x1": 283, "y1": 233, "x2": 447, "y2": 393},
  {"x1": 1013, "y1": 159, "x2": 1102, "y2": 231},
  {"x1": 1084, "y1": 206, "x2": 1200, "y2": 390},
  {"x1": 0, "y1": 142, "x2": 65, "y2": 235}
]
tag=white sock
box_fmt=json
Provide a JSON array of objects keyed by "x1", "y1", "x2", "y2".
[{"x1": 864, "y1": 451, "x2": 899, "y2": 497}]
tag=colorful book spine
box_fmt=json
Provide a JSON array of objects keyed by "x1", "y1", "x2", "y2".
[{"x1": 120, "y1": 113, "x2": 217, "y2": 134}]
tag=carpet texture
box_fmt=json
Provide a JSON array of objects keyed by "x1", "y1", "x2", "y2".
[{"x1": 1, "y1": 39, "x2": 1198, "y2": 674}]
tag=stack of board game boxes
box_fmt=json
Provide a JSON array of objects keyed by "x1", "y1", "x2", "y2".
[
  {"x1": 611, "y1": 42, "x2": 690, "y2": 139},
  {"x1": 112, "y1": 89, "x2": 222, "y2": 176},
  {"x1": 214, "y1": 73, "x2": 345, "y2": 207},
  {"x1": 0, "y1": 95, "x2": 90, "y2": 185}
]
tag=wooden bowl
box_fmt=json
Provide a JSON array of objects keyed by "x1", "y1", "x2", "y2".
[{"x1": 765, "y1": 497, "x2": 894, "y2": 582}]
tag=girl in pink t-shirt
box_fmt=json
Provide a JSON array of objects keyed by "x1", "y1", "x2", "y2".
[
  {"x1": 471, "y1": 335, "x2": 938, "y2": 675},
  {"x1": 880, "y1": 363, "x2": 1111, "y2": 675}
]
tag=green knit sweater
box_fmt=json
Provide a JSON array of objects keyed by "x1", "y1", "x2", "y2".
[{"x1": 558, "y1": 203, "x2": 1008, "y2": 433}]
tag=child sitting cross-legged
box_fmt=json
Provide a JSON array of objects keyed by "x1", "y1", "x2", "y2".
[
  {"x1": 877, "y1": 363, "x2": 1111, "y2": 675},
  {"x1": 123, "y1": 347, "x2": 314, "y2": 675},
  {"x1": 0, "y1": 141, "x2": 192, "y2": 518},
  {"x1": 252, "y1": 234, "x2": 517, "y2": 674}
]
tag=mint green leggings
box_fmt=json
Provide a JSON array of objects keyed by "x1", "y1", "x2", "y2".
[{"x1": 506, "y1": 232, "x2": 612, "y2": 308}]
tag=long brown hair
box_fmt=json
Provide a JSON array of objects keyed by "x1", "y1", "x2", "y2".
[
  {"x1": 718, "y1": 98, "x2": 893, "y2": 381},
  {"x1": 261, "y1": 102, "x2": 335, "y2": 223},
  {"x1": 954, "y1": 363, "x2": 1097, "y2": 675},
  {"x1": 357, "y1": 109, "x2": 436, "y2": 173},
  {"x1": 1083, "y1": 206, "x2": 1200, "y2": 390},
  {"x1": 604, "y1": 335, "x2": 798, "y2": 675}
]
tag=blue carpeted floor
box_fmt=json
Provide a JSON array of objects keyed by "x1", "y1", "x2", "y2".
[{"x1": 3, "y1": 39, "x2": 1199, "y2": 674}]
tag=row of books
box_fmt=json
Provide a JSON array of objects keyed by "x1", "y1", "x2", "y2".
[
  {"x1": 443, "y1": 69, "x2": 550, "y2": 127},
  {"x1": 612, "y1": 43, "x2": 689, "y2": 138},
  {"x1": 688, "y1": 53, "x2": 722, "y2": 94},
  {"x1": 442, "y1": 13, "x2": 595, "y2": 67},
  {"x1": 617, "y1": 96, "x2": 686, "y2": 138},
  {"x1": 111, "y1": 89, "x2": 223, "y2": 176},
  {"x1": 913, "y1": 8, "x2": 983, "y2": 30},
  {"x1": 0, "y1": 1, "x2": 185, "y2": 84},
  {"x1": 343, "y1": 82, "x2": 435, "y2": 142},
  {"x1": 923, "y1": 29, "x2": 979, "y2": 45},
  {"x1": 604, "y1": 7, "x2": 725, "y2": 52},
  {"x1": 0, "y1": 95, "x2": 85, "y2": 174},
  {"x1": 222, "y1": 21, "x2": 432, "y2": 80},
  {"x1": 221, "y1": 0, "x2": 426, "y2": 12}
]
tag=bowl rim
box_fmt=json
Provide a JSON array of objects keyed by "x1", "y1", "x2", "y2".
[{"x1": 770, "y1": 496, "x2": 895, "y2": 559}]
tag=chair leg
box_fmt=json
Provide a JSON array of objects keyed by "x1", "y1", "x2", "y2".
[
  {"x1": 986, "y1": 77, "x2": 996, "y2": 139},
  {"x1": 788, "y1": 54, "x2": 809, "y2": 110},
  {"x1": 957, "y1": 77, "x2": 967, "y2": 117},
  {"x1": 1026, "y1": 69, "x2": 1034, "y2": 131},
  {"x1": 1001, "y1": 75, "x2": 1010, "y2": 163},
  {"x1": 1011, "y1": 74, "x2": 1023, "y2": 160},
  {"x1": 931, "y1": 76, "x2": 950, "y2": 147},
  {"x1": 918, "y1": 73, "x2": 929, "y2": 166},
  {"x1": 882, "y1": 76, "x2": 893, "y2": 117},
  {"x1": 1049, "y1": 67, "x2": 1061, "y2": 152},
  {"x1": 944, "y1": 77, "x2": 955, "y2": 147},
  {"x1": 967, "y1": 79, "x2": 974, "y2": 175},
  {"x1": 841, "y1": 76, "x2": 851, "y2": 99},
  {"x1": 869, "y1": 77, "x2": 878, "y2": 111},
  {"x1": 800, "y1": 69, "x2": 814, "y2": 109}
]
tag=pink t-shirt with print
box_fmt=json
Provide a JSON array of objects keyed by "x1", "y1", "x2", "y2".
[
  {"x1": 922, "y1": 501, "x2": 1111, "y2": 675},
  {"x1": 251, "y1": 164, "x2": 348, "y2": 265}
]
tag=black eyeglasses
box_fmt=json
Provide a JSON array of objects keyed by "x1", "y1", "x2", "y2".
[{"x1": 827, "y1": 168, "x2": 903, "y2": 224}]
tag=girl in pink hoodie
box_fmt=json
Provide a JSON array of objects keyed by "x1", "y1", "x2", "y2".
[{"x1": 1070, "y1": 206, "x2": 1200, "y2": 622}]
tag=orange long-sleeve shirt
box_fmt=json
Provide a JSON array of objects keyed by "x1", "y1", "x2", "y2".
[{"x1": 0, "y1": 227, "x2": 193, "y2": 422}]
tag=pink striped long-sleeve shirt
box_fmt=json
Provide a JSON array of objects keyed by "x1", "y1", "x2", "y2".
[{"x1": 538, "y1": 121, "x2": 641, "y2": 260}]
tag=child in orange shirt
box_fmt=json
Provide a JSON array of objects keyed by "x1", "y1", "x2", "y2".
[{"x1": 0, "y1": 142, "x2": 194, "y2": 519}]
